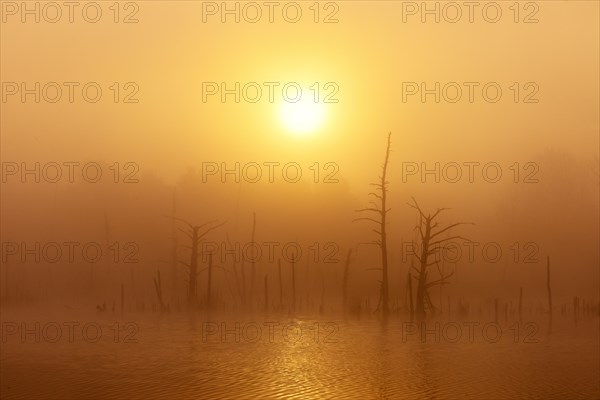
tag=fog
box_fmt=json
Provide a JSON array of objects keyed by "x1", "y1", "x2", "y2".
[{"x1": 1, "y1": 1, "x2": 599, "y2": 399}]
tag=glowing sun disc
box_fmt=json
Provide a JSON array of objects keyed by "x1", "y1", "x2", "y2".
[{"x1": 279, "y1": 97, "x2": 326, "y2": 135}]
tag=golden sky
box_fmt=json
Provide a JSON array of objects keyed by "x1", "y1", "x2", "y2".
[{"x1": 2, "y1": 1, "x2": 598, "y2": 191}]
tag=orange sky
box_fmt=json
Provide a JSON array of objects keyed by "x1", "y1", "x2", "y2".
[{"x1": 1, "y1": 1, "x2": 598, "y2": 190}]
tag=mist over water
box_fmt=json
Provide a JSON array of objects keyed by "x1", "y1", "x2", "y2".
[{"x1": 1, "y1": 1, "x2": 599, "y2": 399}]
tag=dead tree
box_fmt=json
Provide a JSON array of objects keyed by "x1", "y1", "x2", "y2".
[
  {"x1": 153, "y1": 269, "x2": 165, "y2": 312},
  {"x1": 264, "y1": 274, "x2": 269, "y2": 312},
  {"x1": 406, "y1": 271, "x2": 414, "y2": 320},
  {"x1": 169, "y1": 217, "x2": 225, "y2": 308},
  {"x1": 170, "y1": 189, "x2": 179, "y2": 302},
  {"x1": 248, "y1": 213, "x2": 257, "y2": 306},
  {"x1": 289, "y1": 254, "x2": 298, "y2": 313},
  {"x1": 408, "y1": 197, "x2": 472, "y2": 318},
  {"x1": 120, "y1": 284, "x2": 124, "y2": 315},
  {"x1": 206, "y1": 253, "x2": 213, "y2": 308},
  {"x1": 319, "y1": 274, "x2": 325, "y2": 315},
  {"x1": 354, "y1": 132, "x2": 392, "y2": 315},
  {"x1": 518, "y1": 287, "x2": 523, "y2": 322},
  {"x1": 198, "y1": 252, "x2": 229, "y2": 310},
  {"x1": 546, "y1": 256, "x2": 553, "y2": 317},
  {"x1": 342, "y1": 249, "x2": 352, "y2": 314},
  {"x1": 227, "y1": 234, "x2": 242, "y2": 305},
  {"x1": 494, "y1": 298, "x2": 498, "y2": 324},
  {"x1": 278, "y1": 259, "x2": 283, "y2": 310},
  {"x1": 240, "y1": 258, "x2": 248, "y2": 306}
]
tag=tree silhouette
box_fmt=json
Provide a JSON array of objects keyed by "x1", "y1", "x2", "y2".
[
  {"x1": 168, "y1": 217, "x2": 225, "y2": 308},
  {"x1": 354, "y1": 132, "x2": 392, "y2": 315},
  {"x1": 408, "y1": 197, "x2": 472, "y2": 318}
]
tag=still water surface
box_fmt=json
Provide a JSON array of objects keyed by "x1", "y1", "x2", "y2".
[{"x1": 1, "y1": 311, "x2": 598, "y2": 399}]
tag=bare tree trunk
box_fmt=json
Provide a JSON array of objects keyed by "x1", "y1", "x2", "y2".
[
  {"x1": 342, "y1": 249, "x2": 352, "y2": 314},
  {"x1": 241, "y1": 258, "x2": 246, "y2": 306},
  {"x1": 189, "y1": 228, "x2": 199, "y2": 307},
  {"x1": 171, "y1": 189, "x2": 178, "y2": 301},
  {"x1": 319, "y1": 275, "x2": 325, "y2": 315},
  {"x1": 206, "y1": 253, "x2": 213, "y2": 309},
  {"x1": 494, "y1": 298, "x2": 498, "y2": 324},
  {"x1": 546, "y1": 256, "x2": 553, "y2": 316},
  {"x1": 415, "y1": 221, "x2": 431, "y2": 318},
  {"x1": 264, "y1": 274, "x2": 269, "y2": 312},
  {"x1": 291, "y1": 256, "x2": 297, "y2": 313},
  {"x1": 153, "y1": 269, "x2": 165, "y2": 312},
  {"x1": 249, "y1": 213, "x2": 257, "y2": 307},
  {"x1": 355, "y1": 133, "x2": 392, "y2": 316},
  {"x1": 120, "y1": 284, "x2": 124, "y2": 315},
  {"x1": 305, "y1": 257, "x2": 310, "y2": 312},
  {"x1": 170, "y1": 218, "x2": 225, "y2": 310},
  {"x1": 4, "y1": 260, "x2": 9, "y2": 305},
  {"x1": 379, "y1": 134, "x2": 391, "y2": 315},
  {"x1": 103, "y1": 212, "x2": 111, "y2": 303},
  {"x1": 518, "y1": 287, "x2": 523, "y2": 322},
  {"x1": 227, "y1": 235, "x2": 242, "y2": 305},
  {"x1": 546, "y1": 256, "x2": 553, "y2": 332},
  {"x1": 408, "y1": 197, "x2": 470, "y2": 319},
  {"x1": 407, "y1": 272, "x2": 414, "y2": 320},
  {"x1": 278, "y1": 259, "x2": 283, "y2": 310}
]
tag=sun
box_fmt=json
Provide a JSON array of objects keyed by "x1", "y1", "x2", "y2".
[{"x1": 279, "y1": 97, "x2": 326, "y2": 135}]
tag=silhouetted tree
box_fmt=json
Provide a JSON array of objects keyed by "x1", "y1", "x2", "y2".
[
  {"x1": 408, "y1": 197, "x2": 471, "y2": 318},
  {"x1": 169, "y1": 217, "x2": 225, "y2": 308},
  {"x1": 354, "y1": 132, "x2": 392, "y2": 315},
  {"x1": 153, "y1": 269, "x2": 165, "y2": 312},
  {"x1": 342, "y1": 248, "x2": 352, "y2": 315}
]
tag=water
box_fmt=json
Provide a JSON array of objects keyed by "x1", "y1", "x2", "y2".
[{"x1": 1, "y1": 310, "x2": 599, "y2": 399}]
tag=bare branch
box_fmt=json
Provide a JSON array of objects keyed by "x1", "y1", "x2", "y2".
[
  {"x1": 352, "y1": 217, "x2": 380, "y2": 225},
  {"x1": 407, "y1": 196, "x2": 426, "y2": 217},
  {"x1": 355, "y1": 207, "x2": 382, "y2": 214},
  {"x1": 430, "y1": 222, "x2": 475, "y2": 239},
  {"x1": 165, "y1": 215, "x2": 193, "y2": 230},
  {"x1": 194, "y1": 219, "x2": 219, "y2": 230},
  {"x1": 429, "y1": 235, "x2": 470, "y2": 247},
  {"x1": 431, "y1": 207, "x2": 450, "y2": 220},
  {"x1": 178, "y1": 228, "x2": 192, "y2": 240},
  {"x1": 196, "y1": 221, "x2": 227, "y2": 242}
]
